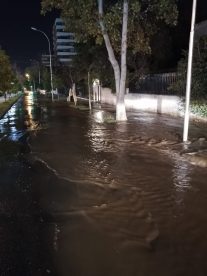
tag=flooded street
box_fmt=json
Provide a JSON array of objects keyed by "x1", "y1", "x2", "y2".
[{"x1": 1, "y1": 93, "x2": 207, "y2": 275}]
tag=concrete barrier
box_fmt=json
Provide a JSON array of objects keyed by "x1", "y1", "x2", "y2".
[
  {"x1": 100, "y1": 88, "x2": 116, "y2": 106},
  {"x1": 100, "y1": 88, "x2": 182, "y2": 116}
]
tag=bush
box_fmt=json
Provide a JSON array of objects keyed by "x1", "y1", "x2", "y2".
[
  {"x1": 191, "y1": 100, "x2": 207, "y2": 117},
  {"x1": 170, "y1": 37, "x2": 207, "y2": 100}
]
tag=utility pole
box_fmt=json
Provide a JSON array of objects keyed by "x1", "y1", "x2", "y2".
[
  {"x1": 183, "y1": 0, "x2": 197, "y2": 142},
  {"x1": 31, "y1": 27, "x2": 54, "y2": 101}
]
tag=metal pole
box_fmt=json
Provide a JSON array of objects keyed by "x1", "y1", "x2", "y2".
[
  {"x1": 88, "y1": 71, "x2": 92, "y2": 110},
  {"x1": 39, "y1": 68, "x2": 41, "y2": 85},
  {"x1": 31, "y1": 27, "x2": 54, "y2": 101},
  {"x1": 183, "y1": 0, "x2": 197, "y2": 142}
]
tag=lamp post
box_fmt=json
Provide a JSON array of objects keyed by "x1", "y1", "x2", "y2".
[
  {"x1": 31, "y1": 27, "x2": 54, "y2": 101},
  {"x1": 183, "y1": 0, "x2": 197, "y2": 142},
  {"x1": 25, "y1": 73, "x2": 31, "y2": 91}
]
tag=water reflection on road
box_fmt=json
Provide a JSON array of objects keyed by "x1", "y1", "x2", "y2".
[
  {"x1": 1, "y1": 93, "x2": 207, "y2": 275},
  {"x1": 0, "y1": 92, "x2": 39, "y2": 141},
  {"x1": 0, "y1": 104, "x2": 22, "y2": 141}
]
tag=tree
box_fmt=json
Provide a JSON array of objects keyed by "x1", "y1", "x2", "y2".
[
  {"x1": 25, "y1": 65, "x2": 40, "y2": 90},
  {"x1": 25, "y1": 64, "x2": 63, "y2": 92},
  {"x1": 0, "y1": 50, "x2": 14, "y2": 93},
  {"x1": 41, "y1": 0, "x2": 178, "y2": 120},
  {"x1": 71, "y1": 41, "x2": 114, "y2": 94},
  {"x1": 170, "y1": 37, "x2": 207, "y2": 100}
]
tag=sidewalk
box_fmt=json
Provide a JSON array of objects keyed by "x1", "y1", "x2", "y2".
[
  {"x1": 0, "y1": 93, "x2": 21, "y2": 118},
  {"x1": 0, "y1": 96, "x2": 5, "y2": 103},
  {"x1": 0, "y1": 93, "x2": 17, "y2": 103},
  {"x1": 90, "y1": 103, "x2": 207, "y2": 168},
  {"x1": 125, "y1": 109, "x2": 207, "y2": 167}
]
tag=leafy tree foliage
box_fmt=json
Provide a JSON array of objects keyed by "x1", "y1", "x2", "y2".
[
  {"x1": 25, "y1": 63, "x2": 72, "y2": 93},
  {"x1": 0, "y1": 50, "x2": 14, "y2": 92},
  {"x1": 170, "y1": 37, "x2": 207, "y2": 99},
  {"x1": 42, "y1": 0, "x2": 177, "y2": 56},
  {"x1": 25, "y1": 65, "x2": 40, "y2": 90},
  {"x1": 71, "y1": 41, "x2": 114, "y2": 89}
]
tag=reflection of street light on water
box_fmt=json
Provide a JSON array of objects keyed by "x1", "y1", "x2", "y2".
[
  {"x1": 31, "y1": 27, "x2": 54, "y2": 101},
  {"x1": 24, "y1": 92, "x2": 38, "y2": 130}
]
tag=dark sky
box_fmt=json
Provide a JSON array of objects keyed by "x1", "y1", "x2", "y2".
[
  {"x1": 0, "y1": 0, "x2": 58, "y2": 69},
  {"x1": 0, "y1": 0, "x2": 207, "y2": 70}
]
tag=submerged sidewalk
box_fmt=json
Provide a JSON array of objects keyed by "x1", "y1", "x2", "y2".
[
  {"x1": 126, "y1": 109, "x2": 207, "y2": 167},
  {"x1": 0, "y1": 94, "x2": 21, "y2": 118},
  {"x1": 91, "y1": 99, "x2": 207, "y2": 166}
]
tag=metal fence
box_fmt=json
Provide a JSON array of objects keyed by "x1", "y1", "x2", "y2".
[{"x1": 134, "y1": 72, "x2": 179, "y2": 95}]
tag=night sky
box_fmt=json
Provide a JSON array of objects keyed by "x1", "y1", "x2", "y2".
[
  {"x1": 0, "y1": 0, "x2": 207, "y2": 70},
  {"x1": 0, "y1": 0, "x2": 58, "y2": 69}
]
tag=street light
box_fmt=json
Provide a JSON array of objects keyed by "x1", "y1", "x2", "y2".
[
  {"x1": 25, "y1": 73, "x2": 30, "y2": 80},
  {"x1": 31, "y1": 27, "x2": 54, "y2": 101},
  {"x1": 183, "y1": 0, "x2": 197, "y2": 142}
]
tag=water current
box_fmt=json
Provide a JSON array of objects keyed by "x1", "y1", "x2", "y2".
[{"x1": 0, "y1": 93, "x2": 207, "y2": 276}]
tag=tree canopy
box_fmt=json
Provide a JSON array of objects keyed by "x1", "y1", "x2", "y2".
[
  {"x1": 170, "y1": 37, "x2": 207, "y2": 100},
  {"x1": 0, "y1": 50, "x2": 14, "y2": 92},
  {"x1": 42, "y1": 0, "x2": 178, "y2": 56}
]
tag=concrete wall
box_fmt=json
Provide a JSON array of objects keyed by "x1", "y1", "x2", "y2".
[{"x1": 100, "y1": 88, "x2": 182, "y2": 116}]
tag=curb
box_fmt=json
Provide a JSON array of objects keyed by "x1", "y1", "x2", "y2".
[{"x1": 0, "y1": 94, "x2": 22, "y2": 119}]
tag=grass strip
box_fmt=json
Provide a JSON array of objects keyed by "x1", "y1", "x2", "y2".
[{"x1": 0, "y1": 95, "x2": 21, "y2": 119}]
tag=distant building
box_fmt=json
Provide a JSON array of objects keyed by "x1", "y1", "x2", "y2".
[
  {"x1": 41, "y1": 54, "x2": 56, "y2": 67},
  {"x1": 53, "y1": 18, "x2": 76, "y2": 66}
]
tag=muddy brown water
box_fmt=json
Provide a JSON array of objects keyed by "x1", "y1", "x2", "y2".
[{"x1": 0, "y1": 93, "x2": 207, "y2": 275}]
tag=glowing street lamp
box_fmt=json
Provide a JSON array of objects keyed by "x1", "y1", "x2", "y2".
[
  {"x1": 31, "y1": 27, "x2": 54, "y2": 101},
  {"x1": 25, "y1": 73, "x2": 32, "y2": 91}
]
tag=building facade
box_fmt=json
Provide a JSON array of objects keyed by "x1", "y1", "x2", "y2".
[
  {"x1": 41, "y1": 54, "x2": 56, "y2": 67},
  {"x1": 53, "y1": 18, "x2": 76, "y2": 66}
]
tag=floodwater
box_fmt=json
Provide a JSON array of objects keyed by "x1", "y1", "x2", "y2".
[{"x1": 1, "y1": 93, "x2": 207, "y2": 275}]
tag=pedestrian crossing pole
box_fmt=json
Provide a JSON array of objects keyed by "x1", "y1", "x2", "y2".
[{"x1": 183, "y1": 0, "x2": 197, "y2": 142}]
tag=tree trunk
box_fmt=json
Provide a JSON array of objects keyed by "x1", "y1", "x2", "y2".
[
  {"x1": 116, "y1": 0, "x2": 128, "y2": 121},
  {"x1": 98, "y1": 0, "x2": 127, "y2": 121}
]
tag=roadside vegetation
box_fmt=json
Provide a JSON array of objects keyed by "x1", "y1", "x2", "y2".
[
  {"x1": 0, "y1": 50, "x2": 22, "y2": 94},
  {"x1": 190, "y1": 100, "x2": 207, "y2": 118},
  {"x1": 0, "y1": 48, "x2": 22, "y2": 118},
  {"x1": 170, "y1": 37, "x2": 207, "y2": 118}
]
